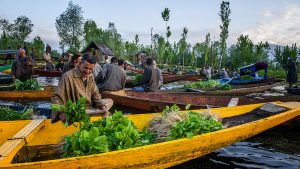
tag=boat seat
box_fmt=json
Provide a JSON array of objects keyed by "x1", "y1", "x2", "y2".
[
  {"x1": 227, "y1": 98, "x2": 239, "y2": 107},
  {"x1": 0, "y1": 119, "x2": 45, "y2": 165}
]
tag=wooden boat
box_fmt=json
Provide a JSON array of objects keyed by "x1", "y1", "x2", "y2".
[
  {"x1": 0, "y1": 86, "x2": 54, "y2": 101},
  {"x1": 128, "y1": 68, "x2": 175, "y2": 75},
  {"x1": 229, "y1": 77, "x2": 279, "y2": 85},
  {"x1": 287, "y1": 87, "x2": 300, "y2": 95},
  {"x1": 0, "y1": 75, "x2": 13, "y2": 85},
  {"x1": 33, "y1": 69, "x2": 62, "y2": 77},
  {"x1": 0, "y1": 64, "x2": 12, "y2": 73},
  {"x1": 175, "y1": 82, "x2": 282, "y2": 96},
  {"x1": 101, "y1": 90, "x2": 269, "y2": 111},
  {"x1": 0, "y1": 102, "x2": 299, "y2": 168}
]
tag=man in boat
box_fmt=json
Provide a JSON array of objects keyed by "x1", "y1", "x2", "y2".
[
  {"x1": 153, "y1": 60, "x2": 163, "y2": 88},
  {"x1": 51, "y1": 55, "x2": 113, "y2": 123},
  {"x1": 63, "y1": 54, "x2": 81, "y2": 73},
  {"x1": 11, "y1": 48, "x2": 33, "y2": 82},
  {"x1": 286, "y1": 57, "x2": 298, "y2": 88},
  {"x1": 96, "y1": 57, "x2": 126, "y2": 91},
  {"x1": 133, "y1": 58, "x2": 159, "y2": 92}
]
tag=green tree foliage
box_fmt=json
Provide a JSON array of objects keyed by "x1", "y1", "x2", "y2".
[
  {"x1": 12, "y1": 16, "x2": 34, "y2": 45},
  {"x1": 161, "y1": 8, "x2": 171, "y2": 42},
  {"x1": 219, "y1": 1, "x2": 231, "y2": 67},
  {"x1": 56, "y1": 1, "x2": 84, "y2": 53},
  {"x1": 274, "y1": 44, "x2": 298, "y2": 70},
  {"x1": 83, "y1": 19, "x2": 100, "y2": 46},
  {"x1": 228, "y1": 35, "x2": 270, "y2": 69},
  {"x1": 31, "y1": 36, "x2": 45, "y2": 58},
  {"x1": 177, "y1": 27, "x2": 189, "y2": 66}
]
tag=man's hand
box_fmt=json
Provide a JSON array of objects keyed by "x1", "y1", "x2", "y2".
[
  {"x1": 12, "y1": 75, "x2": 15, "y2": 82},
  {"x1": 101, "y1": 105, "x2": 110, "y2": 117},
  {"x1": 51, "y1": 111, "x2": 66, "y2": 123}
]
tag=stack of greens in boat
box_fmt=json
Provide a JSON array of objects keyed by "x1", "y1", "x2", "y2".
[
  {"x1": 132, "y1": 74, "x2": 143, "y2": 86},
  {"x1": 240, "y1": 75, "x2": 254, "y2": 80},
  {"x1": 0, "y1": 106, "x2": 34, "y2": 121},
  {"x1": 15, "y1": 79, "x2": 42, "y2": 91},
  {"x1": 184, "y1": 80, "x2": 231, "y2": 90},
  {"x1": 52, "y1": 99, "x2": 223, "y2": 157}
]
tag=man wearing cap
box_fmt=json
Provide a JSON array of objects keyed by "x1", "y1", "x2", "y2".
[
  {"x1": 11, "y1": 48, "x2": 33, "y2": 82},
  {"x1": 51, "y1": 55, "x2": 113, "y2": 123},
  {"x1": 133, "y1": 58, "x2": 159, "y2": 92}
]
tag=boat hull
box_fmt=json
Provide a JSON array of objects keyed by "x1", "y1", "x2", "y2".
[{"x1": 0, "y1": 103, "x2": 299, "y2": 168}]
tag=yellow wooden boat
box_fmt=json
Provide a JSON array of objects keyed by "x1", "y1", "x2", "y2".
[{"x1": 0, "y1": 102, "x2": 299, "y2": 168}]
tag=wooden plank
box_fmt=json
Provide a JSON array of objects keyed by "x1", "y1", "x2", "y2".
[
  {"x1": 227, "y1": 98, "x2": 239, "y2": 107},
  {"x1": 0, "y1": 119, "x2": 45, "y2": 165}
]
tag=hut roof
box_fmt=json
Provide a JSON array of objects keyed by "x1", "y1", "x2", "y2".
[{"x1": 83, "y1": 42, "x2": 114, "y2": 56}]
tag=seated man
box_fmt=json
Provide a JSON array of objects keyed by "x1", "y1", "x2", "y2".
[
  {"x1": 63, "y1": 54, "x2": 81, "y2": 73},
  {"x1": 51, "y1": 55, "x2": 113, "y2": 123},
  {"x1": 11, "y1": 48, "x2": 33, "y2": 82},
  {"x1": 96, "y1": 57, "x2": 126, "y2": 91},
  {"x1": 133, "y1": 58, "x2": 159, "y2": 92}
]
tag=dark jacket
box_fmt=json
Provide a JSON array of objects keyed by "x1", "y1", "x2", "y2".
[
  {"x1": 11, "y1": 57, "x2": 33, "y2": 81},
  {"x1": 63, "y1": 62, "x2": 75, "y2": 73},
  {"x1": 141, "y1": 66, "x2": 159, "y2": 92},
  {"x1": 286, "y1": 60, "x2": 297, "y2": 83},
  {"x1": 97, "y1": 63, "x2": 126, "y2": 91}
]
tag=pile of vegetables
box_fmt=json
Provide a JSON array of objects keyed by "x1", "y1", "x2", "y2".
[
  {"x1": 51, "y1": 97, "x2": 89, "y2": 126},
  {"x1": 240, "y1": 75, "x2": 254, "y2": 80},
  {"x1": 58, "y1": 98, "x2": 223, "y2": 157},
  {"x1": 219, "y1": 84, "x2": 232, "y2": 90},
  {"x1": 132, "y1": 74, "x2": 143, "y2": 86},
  {"x1": 184, "y1": 80, "x2": 220, "y2": 89},
  {"x1": 63, "y1": 111, "x2": 152, "y2": 157},
  {"x1": 0, "y1": 106, "x2": 34, "y2": 121},
  {"x1": 148, "y1": 104, "x2": 222, "y2": 142},
  {"x1": 15, "y1": 79, "x2": 42, "y2": 91}
]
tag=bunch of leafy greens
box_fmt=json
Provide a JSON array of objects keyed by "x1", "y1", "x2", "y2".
[
  {"x1": 148, "y1": 104, "x2": 223, "y2": 142},
  {"x1": 15, "y1": 79, "x2": 42, "y2": 91},
  {"x1": 0, "y1": 106, "x2": 34, "y2": 121},
  {"x1": 240, "y1": 75, "x2": 254, "y2": 80},
  {"x1": 63, "y1": 111, "x2": 153, "y2": 157},
  {"x1": 219, "y1": 84, "x2": 232, "y2": 90},
  {"x1": 132, "y1": 74, "x2": 143, "y2": 86},
  {"x1": 168, "y1": 112, "x2": 223, "y2": 140},
  {"x1": 51, "y1": 97, "x2": 90, "y2": 126},
  {"x1": 184, "y1": 80, "x2": 220, "y2": 89}
]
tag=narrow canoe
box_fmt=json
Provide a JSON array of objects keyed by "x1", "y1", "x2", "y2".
[
  {"x1": 0, "y1": 102, "x2": 299, "y2": 168},
  {"x1": 287, "y1": 87, "x2": 300, "y2": 95},
  {"x1": 174, "y1": 82, "x2": 282, "y2": 96},
  {"x1": 33, "y1": 69, "x2": 62, "y2": 77},
  {"x1": 0, "y1": 86, "x2": 54, "y2": 101},
  {"x1": 0, "y1": 75, "x2": 13, "y2": 85},
  {"x1": 101, "y1": 90, "x2": 270, "y2": 111},
  {"x1": 229, "y1": 77, "x2": 278, "y2": 85}
]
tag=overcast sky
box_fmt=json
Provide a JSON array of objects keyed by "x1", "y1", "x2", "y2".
[{"x1": 1, "y1": 0, "x2": 299, "y2": 50}]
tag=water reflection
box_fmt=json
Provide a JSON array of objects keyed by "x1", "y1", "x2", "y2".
[{"x1": 36, "y1": 77, "x2": 59, "y2": 86}]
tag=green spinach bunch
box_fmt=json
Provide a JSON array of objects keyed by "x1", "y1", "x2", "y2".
[
  {"x1": 0, "y1": 106, "x2": 34, "y2": 121},
  {"x1": 168, "y1": 112, "x2": 223, "y2": 140},
  {"x1": 51, "y1": 97, "x2": 90, "y2": 126},
  {"x1": 133, "y1": 74, "x2": 143, "y2": 86},
  {"x1": 219, "y1": 84, "x2": 232, "y2": 90},
  {"x1": 240, "y1": 75, "x2": 254, "y2": 80},
  {"x1": 184, "y1": 80, "x2": 220, "y2": 89},
  {"x1": 15, "y1": 79, "x2": 42, "y2": 91},
  {"x1": 64, "y1": 111, "x2": 152, "y2": 157}
]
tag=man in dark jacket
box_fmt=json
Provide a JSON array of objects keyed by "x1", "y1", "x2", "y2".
[
  {"x1": 11, "y1": 48, "x2": 33, "y2": 82},
  {"x1": 134, "y1": 58, "x2": 159, "y2": 92},
  {"x1": 96, "y1": 57, "x2": 126, "y2": 91},
  {"x1": 286, "y1": 57, "x2": 298, "y2": 88}
]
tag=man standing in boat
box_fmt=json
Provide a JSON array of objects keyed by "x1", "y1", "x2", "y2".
[
  {"x1": 133, "y1": 58, "x2": 159, "y2": 92},
  {"x1": 51, "y1": 55, "x2": 113, "y2": 123},
  {"x1": 63, "y1": 54, "x2": 81, "y2": 73},
  {"x1": 96, "y1": 57, "x2": 126, "y2": 91},
  {"x1": 286, "y1": 57, "x2": 298, "y2": 88},
  {"x1": 11, "y1": 48, "x2": 33, "y2": 82}
]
